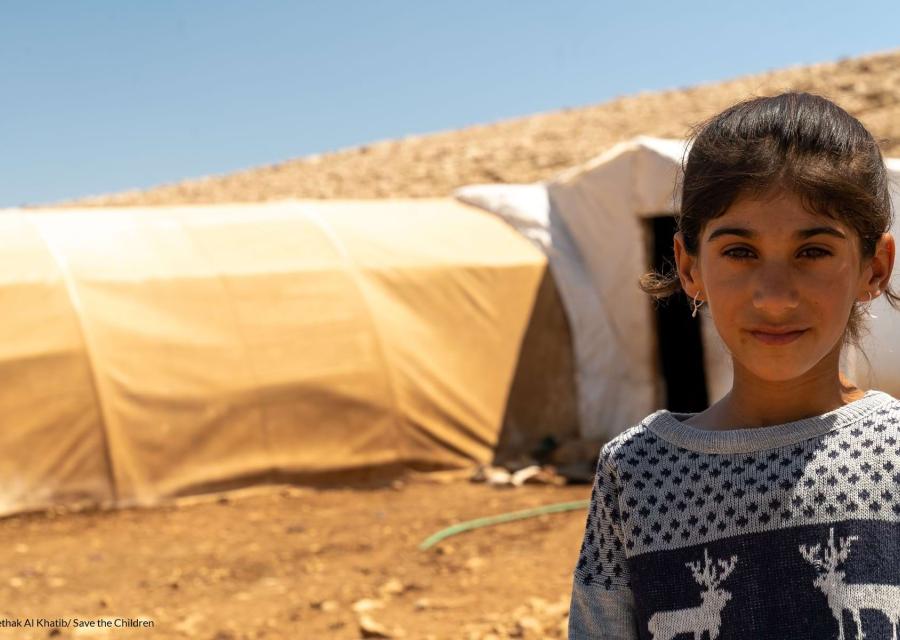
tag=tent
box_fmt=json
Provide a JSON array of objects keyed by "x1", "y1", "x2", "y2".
[
  {"x1": 457, "y1": 136, "x2": 900, "y2": 443},
  {"x1": 0, "y1": 199, "x2": 571, "y2": 516}
]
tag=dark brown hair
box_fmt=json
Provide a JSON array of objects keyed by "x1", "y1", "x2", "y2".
[{"x1": 640, "y1": 91, "x2": 899, "y2": 366}]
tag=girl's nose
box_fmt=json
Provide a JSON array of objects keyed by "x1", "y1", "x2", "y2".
[{"x1": 752, "y1": 264, "x2": 800, "y2": 311}]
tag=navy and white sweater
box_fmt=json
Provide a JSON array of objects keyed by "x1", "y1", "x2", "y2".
[{"x1": 568, "y1": 389, "x2": 900, "y2": 639}]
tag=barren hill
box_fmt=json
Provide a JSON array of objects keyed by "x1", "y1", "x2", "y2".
[{"x1": 68, "y1": 50, "x2": 900, "y2": 207}]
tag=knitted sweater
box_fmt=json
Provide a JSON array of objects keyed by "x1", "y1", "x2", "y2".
[{"x1": 568, "y1": 389, "x2": 900, "y2": 639}]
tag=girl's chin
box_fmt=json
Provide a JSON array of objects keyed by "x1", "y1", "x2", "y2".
[
  {"x1": 739, "y1": 361, "x2": 820, "y2": 383},
  {"x1": 730, "y1": 351, "x2": 811, "y2": 377}
]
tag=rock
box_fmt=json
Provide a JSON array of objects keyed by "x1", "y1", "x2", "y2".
[
  {"x1": 509, "y1": 465, "x2": 542, "y2": 486},
  {"x1": 471, "y1": 462, "x2": 565, "y2": 487},
  {"x1": 311, "y1": 599, "x2": 339, "y2": 612},
  {"x1": 513, "y1": 616, "x2": 544, "y2": 638},
  {"x1": 358, "y1": 615, "x2": 394, "y2": 638},
  {"x1": 524, "y1": 466, "x2": 567, "y2": 486},
  {"x1": 352, "y1": 598, "x2": 385, "y2": 613},
  {"x1": 378, "y1": 578, "x2": 405, "y2": 596},
  {"x1": 470, "y1": 465, "x2": 511, "y2": 485}
]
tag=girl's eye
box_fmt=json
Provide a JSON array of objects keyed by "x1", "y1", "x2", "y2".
[
  {"x1": 800, "y1": 247, "x2": 832, "y2": 259},
  {"x1": 723, "y1": 248, "x2": 754, "y2": 260},
  {"x1": 722, "y1": 247, "x2": 833, "y2": 260}
]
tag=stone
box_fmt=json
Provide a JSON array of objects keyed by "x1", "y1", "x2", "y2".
[
  {"x1": 358, "y1": 615, "x2": 394, "y2": 638},
  {"x1": 352, "y1": 598, "x2": 385, "y2": 613}
]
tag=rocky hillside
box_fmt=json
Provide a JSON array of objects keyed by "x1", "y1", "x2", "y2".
[{"x1": 67, "y1": 50, "x2": 900, "y2": 206}]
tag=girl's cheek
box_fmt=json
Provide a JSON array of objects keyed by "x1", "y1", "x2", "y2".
[
  {"x1": 804, "y1": 269, "x2": 850, "y2": 295},
  {"x1": 711, "y1": 270, "x2": 747, "y2": 291}
]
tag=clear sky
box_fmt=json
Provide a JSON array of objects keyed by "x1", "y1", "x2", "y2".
[{"x1": 3, "y1": 1, "x2": 899, "y2": 207}]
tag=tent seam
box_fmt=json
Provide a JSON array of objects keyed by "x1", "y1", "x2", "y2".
[
  {"x1": 24, "y1": 212, "x2": 120, "y2": 504},
  {"x1": 301, "y1": 208, "x2": 407, "y2": 466}
]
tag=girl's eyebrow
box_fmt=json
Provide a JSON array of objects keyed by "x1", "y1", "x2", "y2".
[{"x1": 706, "y1": 226, "x2": 847, "y2": 241}]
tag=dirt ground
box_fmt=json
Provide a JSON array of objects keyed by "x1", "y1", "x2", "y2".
[{"x1": 0, "y1": 471, "x2": 592, "y2": 640}]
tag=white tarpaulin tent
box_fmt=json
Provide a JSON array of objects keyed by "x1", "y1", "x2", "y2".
[{"x1": 456, "y1": 136, "x2": 900, "y2": 442}]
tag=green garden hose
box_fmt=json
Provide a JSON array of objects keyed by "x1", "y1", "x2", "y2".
[{"x1": 418, "y1": 499, "x2": 589, "y2": 550}]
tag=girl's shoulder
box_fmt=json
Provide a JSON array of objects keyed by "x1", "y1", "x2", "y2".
[
  {"x1": 872, "y1": 389, "x2": 900, "y2": 410},
  {"x1": 598, "y1": 413, "x2": 666, "y2": 468},
  {"x1": 855, "y1": 389, "x2": 900, "y2": 425}
]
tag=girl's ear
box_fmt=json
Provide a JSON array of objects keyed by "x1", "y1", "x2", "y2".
[
  {"x1": 865, "y1": 232, "x2": 896, "y2": 294},
  {"x1": 673, "y1": 231, "x2": 703, "y2": 299}
]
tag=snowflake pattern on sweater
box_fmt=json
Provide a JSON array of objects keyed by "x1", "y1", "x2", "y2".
[{"x1": 568, "y1": 389, "x2": 900, "y2": 639}]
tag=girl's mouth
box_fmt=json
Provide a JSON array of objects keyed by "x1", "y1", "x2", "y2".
[{"x1": 749, "y1": 329, "x2": 807, "y2": 345}]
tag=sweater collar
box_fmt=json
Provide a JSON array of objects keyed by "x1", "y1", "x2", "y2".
[{"x1": 645, "y1": 389, "x2": 895, "y2": 454}]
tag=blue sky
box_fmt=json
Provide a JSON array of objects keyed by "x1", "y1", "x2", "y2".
[{"x1": 2, "y1": 1, "x2": 899, "y2": 207}]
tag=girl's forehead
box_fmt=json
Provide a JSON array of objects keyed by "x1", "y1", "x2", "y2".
[{"x1": 704, "y1": 192, "x2": 851, "y2": 239}]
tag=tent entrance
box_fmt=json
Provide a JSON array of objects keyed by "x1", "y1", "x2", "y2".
[{"x1": 646, "y1": 215, "x2": 709, "y2": 413}]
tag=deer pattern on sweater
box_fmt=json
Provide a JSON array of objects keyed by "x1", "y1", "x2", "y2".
[
  {"x1": 647, "y1": 548, "x2": 738, "y2": 640},
  {"x1": 643, "y1": 530, "x2": 900, "y2": 640},
  {"x1": 799, "y1": 527, "x2": 900, "y2": 640}
]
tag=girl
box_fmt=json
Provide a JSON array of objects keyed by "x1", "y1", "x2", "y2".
[{"x1": 569, "y1": 92, "x2": 900, "y2": 639}]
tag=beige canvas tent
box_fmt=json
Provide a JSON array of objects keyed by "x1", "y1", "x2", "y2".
[
  {"x1": 0, "y1": 199, "x2": 575, "y2": 516},
  {"x1": 458, "y1": 136, "x2": 900, "y2": 442}
]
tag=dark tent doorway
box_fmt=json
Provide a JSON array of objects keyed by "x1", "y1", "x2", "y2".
[{"x1": 646, "y1": 215, "x2": 709, "y2": 413}]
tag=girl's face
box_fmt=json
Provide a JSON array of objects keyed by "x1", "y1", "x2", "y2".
[{"x1": 674, "y1": 189, "x2": 890, "y2": 384}]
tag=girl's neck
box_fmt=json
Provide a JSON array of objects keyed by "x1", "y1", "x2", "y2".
[
  {"x1": 710, "y1": 383, "x2": 861, "y2": 430},
  {"x1": 687, "y1": 355, "x2": 863, "y2": 431}
]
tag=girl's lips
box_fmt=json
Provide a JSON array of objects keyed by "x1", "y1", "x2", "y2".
[{"x1": 749, "y1": 329, "x2": 807, "y2": 345}]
